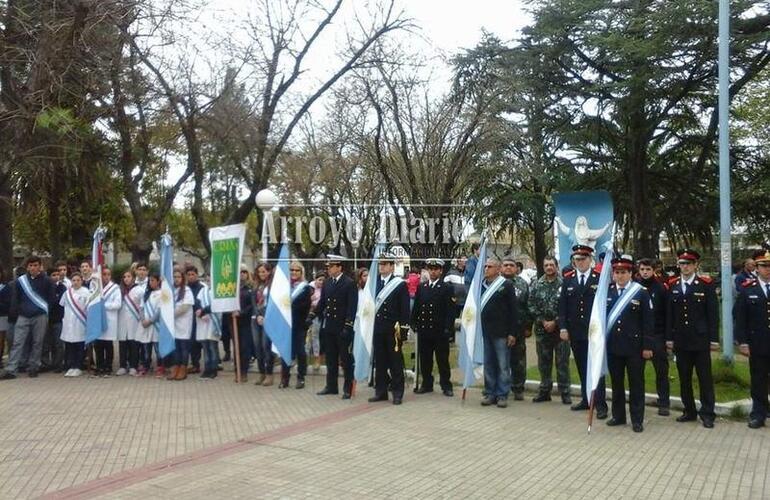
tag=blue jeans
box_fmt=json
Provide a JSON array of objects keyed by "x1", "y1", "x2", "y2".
[
  {"x1": 252, "y1": 322, "x2": 274, "y2": 375},
  {"x1": 202, "y1": 340, "x2": 220, "y2": 373},
  {"x1": 483, "y1": 335, "x2": 511, "y2": 399},
  {"x1": 174, "y1": 339, "x2": 191, "y2": 366}
]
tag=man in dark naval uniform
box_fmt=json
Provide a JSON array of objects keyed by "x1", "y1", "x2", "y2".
[
  {"x1": 412, "y1": 258, "x2": 454, "y2": 397},
  {"x1": 558, "y1": 244, "x2": 608, "y2": 418},
  {"x1": 735, "y1": 249, "x2": 770, "y2": 429},
  {"x1": 315, "y1": 255, "x2": 358, "y2": 399},
  {"x1": 665, "y1": 248, "x2": 719, "y2": 428},
  {"x1": 605, "y1": 255, "x2": 654, "y2": 433},
  {"x1": 368, "y1": 251, "x2": 411, "y2": 405}
]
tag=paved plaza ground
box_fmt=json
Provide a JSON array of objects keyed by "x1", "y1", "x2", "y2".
[{"x1": 1, "y1": 356, "x2": 769, "y2": 500}]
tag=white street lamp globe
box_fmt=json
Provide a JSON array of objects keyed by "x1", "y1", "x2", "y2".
[{"x1": 255, "y1": 188, "x2": 278, "y2": 211}]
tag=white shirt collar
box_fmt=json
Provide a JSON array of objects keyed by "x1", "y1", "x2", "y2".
[
  {"x1": 682, "y1": 275, "x2": 695, "y2": 286},
  {"x1": 381, "y1": 273, "x2": 393, "y2": 283}
]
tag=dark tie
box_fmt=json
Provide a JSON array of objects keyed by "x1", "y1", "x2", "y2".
[
  {"x1": 766, "y1": 284, "x2": 769, "y2": 297},
  {"x1": 579, "y1": 275, "x2": 585, "y2": 287},
  {"x1": 377, "y1": 278, "x2": 384, "y2": 294},
  {"x1": 618, "y1": 287, "x2": 624, "y2": 297}
]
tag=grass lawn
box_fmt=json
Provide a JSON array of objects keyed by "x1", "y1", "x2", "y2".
[{"x1": 525, "y1": 353, "x2": 750, "y2": 403}]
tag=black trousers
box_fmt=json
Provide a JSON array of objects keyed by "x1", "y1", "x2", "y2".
[
  {"x1": 374, "y1": 327, "x2": 404, "y2": 398},
  {"x1": 418, "y1": 331, "x2": 451, "y2": 391},
  {"x1": 118, "y1": 340, "x2": 141, "y2": 370},
  {"x1": 64, "y1": 341, "x2": 85, "y2": 370},
  {"x1": 676, "y1": 349, "x2": 715, "y2": 420},
  {"x1": 324, "y1": 329, "x2": 353, "y2": 393},
  {"x1": 749, "y1": 353, "x2": 770, "y2": 422},
  {"x1": 608, "y1": 353, "x2": 645, "y2": 425},
  {"x1": 282, "y1": 327, "x2": 308, "y2": 382},
  {"x1": 93, "y1": 340, "x2": 114, "y2": 374},
  {"x1": 644, "y1": 340, "x2": 670, "y2": 408},
  {"x1": 571, "y1": 339, "x2": 607, "y2": 410}
]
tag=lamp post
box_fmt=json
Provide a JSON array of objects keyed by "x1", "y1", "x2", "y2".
[
  {"x1": 255, "y1": 189, "x2": 278, "y2": 262},
  {"x1": 351, "y1": 239, "x2": 360, "y2": 269},
  {"x1": 718, "y1": 0, "x2": 733, "y2": 362}
]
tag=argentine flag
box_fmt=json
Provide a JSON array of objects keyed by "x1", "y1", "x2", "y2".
[
  {"x1": 585, "y1": 245, "x2": 614, "y2": 405},
  {"x1": 353, "y1": 244, "x2": 383, "y2": 382},
  {"x1": 264, "y1": 243, "x2": 292, "y2": 362},
  {"x1": 157, "y1": 233, "x2": 176, "y2": 358},
  {"x1": 458, "y1": 236, "x2": 488, "y2": 390},
  {"x1": 85, "y1": 227, "x2": 107, "y2": 343}
]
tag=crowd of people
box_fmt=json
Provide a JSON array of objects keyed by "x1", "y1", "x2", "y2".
[{"x1": 0, "y1": 243, "x2": 768, "y2": 435}]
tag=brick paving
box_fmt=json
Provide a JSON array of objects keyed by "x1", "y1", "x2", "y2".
[{"x1": 1, "y1": 364, "x2": 769, "y2": 499}]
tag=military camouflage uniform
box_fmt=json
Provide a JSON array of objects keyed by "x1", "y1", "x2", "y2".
[
  {"x1": 508, "y1": 275, "x2": 531, "y2": 396},
  {"x1": 528, "y1": 274, "x2": 571, "y2": 396}
]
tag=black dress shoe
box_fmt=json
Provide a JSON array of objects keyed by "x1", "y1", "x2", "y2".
[
  {"x1": 442, "y1": 389, "x2": 454, "y2": 397},
  {"x1": 676, "y1": 414, "x2": 697, "y2": 423},
  {"x1": 414, "y1": 386, "x2": 433, "y2": 394},
  {"x1": 0, "y1": 371, "x2": 17, "y2": 380},
  {"x1": 632, "y1": 423, "x2": 644, "y2": 433},
  {"x1": 561, "y1": 394, "x2": 572, "y2": 405},
  {"x1": 658, "y1": 407, "x2": 670, "y2": 416},
  {"x1": 392, "y1": 397, "x2": 402, "y2": 405},
  {"x1": 748, "y1": 419, "x2": 765, "y2": 429},
  {"x1": 702, "y1": 419, "x2": 715, "y2": 429},
  {"x1": 532, "y1": 393, "x2": 552, "y2": 403},
  {"x1": 28, "y1": 370, "x2": 38, "y2": 378},
  {"x1": 513, "y1": 392, "x2": 524, "y2": 401},
  {"x1": 606, "y1": 417, "x2": 626, "y2": 426},
  {"x1": 317, "y1": 387, "x2": 339, "y2": 396},
  {"x1": 295, "y1": 379, "x2": 305, "y2": 389},
  {"x1": 368, "y1": 394, "x2": 388, "y2": 403},
  {"x1": 341, "y1": 393, "x2": 352, "y2": 400},
  {"x1": 596, "y1": 408, "x2": 608, "y2": 420},
  {"x1": 571, "y1": 401, "x2": 589, "y2": 411}
]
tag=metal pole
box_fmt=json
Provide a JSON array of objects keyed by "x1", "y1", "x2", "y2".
[
  {"x1": 261, "y1": 210, "x2": 269, "y2": 262},
  {"x1": 718, "y1": 0, "x2": 733, "y2": 362}
]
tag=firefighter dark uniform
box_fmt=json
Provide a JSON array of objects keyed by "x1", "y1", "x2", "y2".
[
  {"x1": 316, "y1": 255, "x2": 358, "y2": 399},
  {"x1": 369, "y1": 253, "x2": 411, "y2": 405},
  {"x1": 605, "y1": 256, "x2": 654, "y2": 433},
  {"x1": 734, "y1": 249, "x2": 770, "y2": 429},
  {"x1": 635, "y1": 271, "x2": 670, "y2": 414},
  {"x1": 412, "y1": 258, "x2": 454, "y2": 396},
  {"x1": 665, "y1": 249, "x2": 719, "y2": 428},
  {"x1": 558, "y1": 244, "x2": 607, "y2": 417}
]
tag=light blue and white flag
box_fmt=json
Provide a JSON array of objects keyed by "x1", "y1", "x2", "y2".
[
  {"x1": 264, "y1": 243, "x2": 292, "y2": 362},
  {"x1": 86, "y1": 226, "x2": 107, "y2": 343},
  {"x1": 353, "y1": 244, "x2": 384, "y2": 382},
  {"x1": 586, "y1": 245, "x2": 614, "y2": 404},
  {"x1": 157, "y1": 232, "x2": 176, "y2": 358},
  {"x1": 458, "y1": 236, "x2": 488, "y2": 390}
]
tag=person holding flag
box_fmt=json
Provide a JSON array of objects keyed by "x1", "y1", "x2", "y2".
[
  {"x1": 479, "y1": 257, "x2": 519, "y2": 408},
  {"x1": 59, "y1": 273, "x2": 90, "y2": 377},
  {"x1": 139, "y1": 274, "x2": 162, "y2": 376},
  {"x1": 604, "y1": 255, "x2": 654, "y2": 433},
  {"x1": 315, "y1": 255, "x2": 357, "y2": 399},
  {"x1": 559, "y1": 244, "x2": 608, "y2": 419},
  {"x1": 0, "y1": 255, "x2": 55, "y2": 380},
  {"x1": 94, "y1": 267, "x2": 121, "y2": 377},
  {"x1": 367, "y1": 251, "x2": 411, "y2": 405},
  {"x1": 277, "y1": 261, "x2": 312, "y2": 389}
]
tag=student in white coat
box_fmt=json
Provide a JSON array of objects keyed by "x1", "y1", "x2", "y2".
[
  {"x1": 117, "y1": 271, "x2": 141, "y2": 376},
  {"x1": 168, "y1": 268, "x2": 194, "y2": 381},
  {"x1": 138, "y1": 273, "x2": 162, "y2": 377},
  {"x1": 60, "y1": 273, "x2": 90, "y2": 377},
  {"x1": 193, "y1": 274, "x2": 222, "y2": 379},
  {"x1": 95, "y1": 267, "x2": 121, "y2": 377}
]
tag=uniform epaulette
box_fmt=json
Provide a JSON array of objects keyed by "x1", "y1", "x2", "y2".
[
  {"x1": 591, "y1": 268, "x2": 601, "y2": 277},
  {"x1": 698, "y1": 275, "x2": 713, "y2": 284},
  {"x1": 665, "y1": 276, "x2": 679, "y2": 290},
  {"x1": 563, "y1": 269, "x2": 576, "y2": 278},
  {"x1": 741, "y1": 278, "x2": 757, "y2": 288}
]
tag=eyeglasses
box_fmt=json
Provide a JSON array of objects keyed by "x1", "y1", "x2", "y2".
[
  {"x1": 484, "y1": 264, "x2": 496, "y2": 268},
  {"x1": 290, "y1": 269, "x2": 301, "y2": 272}
]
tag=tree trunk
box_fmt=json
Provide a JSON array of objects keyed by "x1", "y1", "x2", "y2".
[
  {"x1": 0, "y1": 175, "x2": 13, "y2": 273},
  {"x1": 129, "y1": 230, "x2": 155, "y2": 264},
  {"x1": 532, "y1": 202, "x2": 547, "y2": 276}
]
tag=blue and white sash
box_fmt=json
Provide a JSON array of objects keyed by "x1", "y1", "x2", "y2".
[
  {"x1": 143, "y1": 295, "x2": 158, "y2": 324},
  {"x1": 18, "y1": 275, "x2": 49, "y2": 314},
  {"x1": 65, "y1": 288, "x2": 87, "y2": 326},
  {"x1": 480, "y1": 275, "x2": 506, "y2": 312},
  {"x1": 198, "y1": 285, "x2": 221, "y2": 335},
  {"x1": 606, "y1": 282, "x2": 643, "y2": 328},
  {"x1": 375, "y1": 277, "x2": 404, "y2": 312},
  {"x1": 291, "y1": 281, "x2": 309, "y2": 302}
]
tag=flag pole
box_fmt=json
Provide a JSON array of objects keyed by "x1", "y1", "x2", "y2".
[
  {"x1": 232, "y1": 315, "x2": 242, "y2": 383},
  {"x1": 587, "y1": 391, "x2": 595, "y2": 434}
]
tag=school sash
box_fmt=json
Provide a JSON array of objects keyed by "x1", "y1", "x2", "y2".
[
  {"x1": 291, "y1": 281, "x2": 309, "y2": 302},
  {"x1": 18, "y1": 274, "x2": 49, "y2": 314},
  {"x1": 102, "y1": 282, "x2": 119, "y2": 301},
  {"x1": 479, "y1": 275, "x2": 506, "y2": 312},
  {"x1": 198, "y1": 284, "x2": 222, "y2": 335},
  {"x1": 143, "y1": 294, "x2": 158, "y2": 324},
  {"x1": 65, "y1": 288, "x2": 87, "y2": 326},
  {"x1": 124, "y1": 290, "x2": 142, "y2": 322},
  {"x1": 606, "y1": 282, "x2": 643, "y2": 328},
  {"x1": 375, "y1": 277, "x2": 404, "y2": 312}
]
